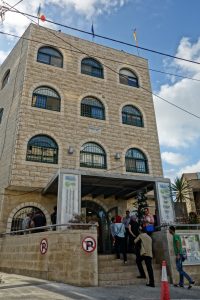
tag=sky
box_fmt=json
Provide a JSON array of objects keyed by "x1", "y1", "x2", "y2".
[{"x1": 0, "y1": 0, "x2": 200, "y2": 182}]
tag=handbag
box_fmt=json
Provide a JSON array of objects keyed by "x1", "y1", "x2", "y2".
[{"x1": 146, "y1": 224, "x2": 154, "y2": 232}]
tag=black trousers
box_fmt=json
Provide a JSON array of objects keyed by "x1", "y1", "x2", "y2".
[
  {"x1": 115, "y1": 236, "x2": 127, "y2": 262},
  {"x1": 136, "y1": 255, "x2": 154, "y2": 284},
  {"x1": 125, "y1": 228, "x2": 133, "y2": 252}
]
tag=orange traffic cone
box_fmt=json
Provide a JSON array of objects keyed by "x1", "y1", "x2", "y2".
[{"x1": 161, "y1": 261, "x2": 170, "y2": 300}]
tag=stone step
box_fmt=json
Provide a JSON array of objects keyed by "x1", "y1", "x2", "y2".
[
  {"x1": 98, "y1": 254, "x2": 135, "y2": 260},
  {"x1": 98, "y1": 258, "x2": 161, "y2": 270},
  {"x1": 98, "y1": 278, "x2": 160, "y2": 287},
  {"x1": 99, "y1": 270, "x2": 161, "y2": 282}
]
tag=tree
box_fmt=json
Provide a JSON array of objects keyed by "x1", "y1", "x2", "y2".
[
  {"x1": 136, "y1": 190, "x2": 148, "y2": 226},
  {"x1": 171, "y1": 176, "x2": 191, "y2": 221}
]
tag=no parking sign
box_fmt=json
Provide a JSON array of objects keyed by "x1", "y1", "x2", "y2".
[
  {"x1": 40, "y1": 238, "x2": 48, "y2": 255},
  {"x1": 82, "y1": 236, "x2": 96, "y2": 253}
]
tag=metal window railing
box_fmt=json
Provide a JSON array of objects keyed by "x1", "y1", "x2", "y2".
[{"x1": 0, "y1": 223, "x2": 97, "y2": 237}]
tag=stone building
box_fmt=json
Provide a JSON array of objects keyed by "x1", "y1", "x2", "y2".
[
  {"x1": 182, "y1": 173, "x2": 200, "y2": 217},
  {"x1": 0, "y1": 24, "x2": 167, "y2": 251}
]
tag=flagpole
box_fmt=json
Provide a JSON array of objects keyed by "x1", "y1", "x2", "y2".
[
  {"x1": 37, "y1": 3, "x2": 41, "y2": 25},
  {"x1": 133, "y1": 28, "x2": 140, "y2": 56},
  {"x1": 91, "y1": 21, "x2": 95, "y2": 42}
]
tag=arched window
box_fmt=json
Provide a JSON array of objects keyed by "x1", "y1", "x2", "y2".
[
  {"x1": 81, "y1": 58, "x2": 104, "y2": 78},
  {"x1": 37, "y1": 46, "x2": 63, "y2": 68},
  {"x1": 1, "y1": 69, "x2": 10, "y2": 89},
  {"x1": 119, "y1": 68, "x2": 139, "y2": 87},
  {"x1": 122, "y1": 105, "x2": 143, "y2": 127},
  {"x1": 11, "y1": 206, "x2": 46, "y2": 233},
  {"x1": 32, "y1": 86, "x2": 61, "y2": 112},
  {"x1": 26, "y1": 135, "x2": 58, "y2": 164},
  {"x1": 81, "y1": 97, "x2": 105, "y2": 120},
  {"x1": 80, "y1": 142, "x2": 106, "y2": 169},
  {"x1": 125, "y1": 148, "x2": 148, "y2": 173}
]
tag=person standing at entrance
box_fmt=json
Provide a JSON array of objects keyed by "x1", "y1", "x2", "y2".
[
  {"x1": 169, "y1": 226, "x2": 195, "y2": 289},
  {"x1": 134, "y1": 229, "x2": 155, "y2": 287},
  {"x1": 122, "y1": 210, "x2": 131, "y2": 252},
  {"x1": 129, "y1": 215, "x2": 145, "y2": 278},
  {"x1": 143, "y1": 208, "x2": 154, "y2": 234},
  {"x1": 51, "y1": 206, "x2": 57, "y2": 231},
  {"x1": 114, "y1": 215, "x2": 127, "y2": 263}
]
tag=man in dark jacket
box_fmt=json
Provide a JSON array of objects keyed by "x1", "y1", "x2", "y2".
[{"x1": 51, "y1": 206, "x2": 57, "y2": 230}]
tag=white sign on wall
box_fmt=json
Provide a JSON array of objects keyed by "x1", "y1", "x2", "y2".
[
  {"x1": 157, "y1": 182, "x2": 175, "y2": 224},
  {"x1": 58, "y1": 173, "x2": 80, "y2": 226}
]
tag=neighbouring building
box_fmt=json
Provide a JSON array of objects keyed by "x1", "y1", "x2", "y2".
[
  {"x1": 0, "y1": 24, "x2": 168, "y2": 253},
  {"x1": 182, "y1": 173, "x2": 200, "y2": 217}
]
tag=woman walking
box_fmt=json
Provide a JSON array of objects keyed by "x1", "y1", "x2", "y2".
[{"x1": 114, "y1": 215, "x2": 127, "y2": 264}]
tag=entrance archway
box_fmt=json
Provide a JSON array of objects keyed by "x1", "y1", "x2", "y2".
[{"x1": 82, "y1": 200, "x2": 111, "y2": 253}]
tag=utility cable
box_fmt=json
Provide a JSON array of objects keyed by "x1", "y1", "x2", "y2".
[
  {"x1": 3, "y1": 2, "x2": 200, "y2": 120},
  {"x1": 1, "y1": 30, "x2": 200, "y2": 83},
  {"x1": 2, "y1": 4, "x2": 200, "y2": 66}
]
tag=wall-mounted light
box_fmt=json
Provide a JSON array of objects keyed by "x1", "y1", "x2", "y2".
[
  {"x1": 115, "y1": 152, "x2": 121, "y2": 160},
  {"x1": 68, "y1": 146, "x2": 74, "y2": 154}
]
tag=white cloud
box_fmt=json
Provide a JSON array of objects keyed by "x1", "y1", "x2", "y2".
[
  {"x1": 1, "y1": 0, "x2": 128, "y2": 36},
  {"x1": 178, "y1": 160, "x2": 200, "y2": 175},
  {"x1": 154, "y1": 37, "x2": 200, "y2": 148},
  {"x1": 161, "y1": 152, "x2": 187, "y2": 166},
  {"x1": 0, "y1": 50, "x2": 9, "y2": 64}
]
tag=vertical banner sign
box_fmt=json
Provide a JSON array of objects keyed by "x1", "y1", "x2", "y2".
[
  {"x1": 157, "y1": 182, "x2": 175, "y2": 224},
  {"x1": 58, "y1": 173, "x2": 80, "y2": 226}
]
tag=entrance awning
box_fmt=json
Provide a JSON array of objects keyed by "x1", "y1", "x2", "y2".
[{"x1": 42, "y1": 169, "x2": 169, "y2": 200}]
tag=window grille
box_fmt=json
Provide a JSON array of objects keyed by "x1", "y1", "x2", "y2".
[
  {"x1": 32, "y1": 86, "x2": 61, "y2": 112},
  {"x1": 26, "y1": 135, "x2": 58, "y2": 164},
  {"x1": 37, "y1": 47, "x2": 63, "y2": 68},
  {"x1": 11, "y1": 206, "x2": 45, "y2": 233},
  {"x1": 81, "y1": 97, "x2": 105, "y2": 120},
  {"x1": 119, "y1": 68, "x2": 139, "y2": 88},
  {"x1": 81, "y1": 58, "x2": 104, "y2": 78},
  {"x1": 122, "y1": 105, "x2": 143, "y2": 127},
  {"x1": 80, "y1": 142, "x2": 106, "y2": 169},
  {"x1": 125, "y1": 148, "x2": 148, "y2": 173}
]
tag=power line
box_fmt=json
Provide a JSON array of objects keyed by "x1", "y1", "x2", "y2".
[
  {"x1": 2, "y1": 5, "x2": 200, "y2": 66},
  {"x1": 0, "y1": 3, "x2": 197, "y2": 198},
  {"x1": 1, "y1": 30, "x2": 200, "y2": 83},
  {"x1": 3, "y1": 2, "x2": 200, "y2": 121}
]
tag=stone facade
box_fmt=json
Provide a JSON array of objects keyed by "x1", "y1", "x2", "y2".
[
  {"x1": 0, "y1": 229, "x2": 98, "y2": 286},
  {"x1": 0, "y1": 24, "x2": 163, "y2": 232}
]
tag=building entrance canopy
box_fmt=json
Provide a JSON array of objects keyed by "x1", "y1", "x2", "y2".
[{"x1": 42, "y1": 168, "x2": 168, "y2": 200}]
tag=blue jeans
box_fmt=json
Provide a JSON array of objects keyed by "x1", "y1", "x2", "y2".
[{"x1": 176, "y1": 255, "x2": 193, "y2": 285}]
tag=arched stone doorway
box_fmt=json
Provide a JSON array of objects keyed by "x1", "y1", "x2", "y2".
[{"x1": 81, "y1": 200, "x2": 118, "y2": 253}]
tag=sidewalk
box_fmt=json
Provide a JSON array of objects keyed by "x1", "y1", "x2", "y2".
[{"x1": 0, "y1": 272, "x2": 199, "y2": 300}]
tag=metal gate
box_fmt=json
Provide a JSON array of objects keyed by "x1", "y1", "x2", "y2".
[{"x1": 11, "y1": 206, "x2": 46, "y2": 233}]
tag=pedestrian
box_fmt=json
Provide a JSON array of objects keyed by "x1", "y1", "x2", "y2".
[
  {"x1": 22, "y1": 212, "x2": 32, "y2": 234},
  {"x1": 129, "y1": 215, "x2": 145, "y2": 278},
  {"x1": 114, "y1": 215, "x2": 127, "y2": 264},
  {"x1": 51, "y1": 206, "x2": 57, "y2": 230},
  {"x1": 31, "y1": 210, "x2": 46, "y2": 233},
  {"x1": 169, "y1": 226, "x2": 195, "y2": 289},
  {"x1": 134, "y1": 228, "x2": 155, "y2": 287},
  {"x1": 122, "y1": 210, "x2": 131, "y2": 252},
  {"x1": 110, "y1": 217, "x2": 115, "y2": 252},
  {"x1": 143, "y1": 208, "x2": 154, "y2": 234}
]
